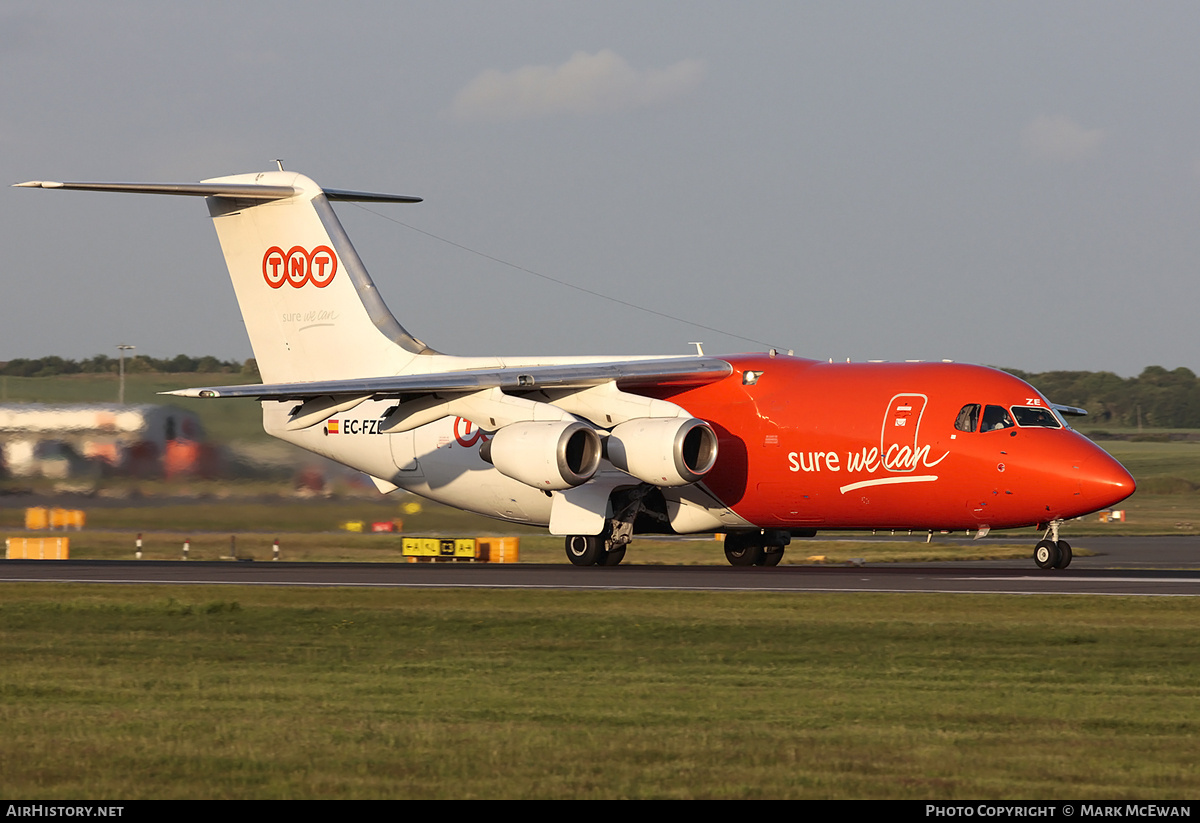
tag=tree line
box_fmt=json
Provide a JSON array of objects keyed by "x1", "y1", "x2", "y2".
[
  {"x1": 0, "y1": 354, "x2": 259, "y2": 379},
  {"x1": 1006, "y1": 366, "x2": 1200, "y2": 429}
]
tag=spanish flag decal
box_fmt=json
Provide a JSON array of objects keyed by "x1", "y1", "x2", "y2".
[{"x1": 328, "y1": 419, "x2": 340, "y2": 434}]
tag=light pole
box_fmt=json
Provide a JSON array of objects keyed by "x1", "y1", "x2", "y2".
[{"x1": 117, "y1": 344, "x2": 135, "y2": 405}]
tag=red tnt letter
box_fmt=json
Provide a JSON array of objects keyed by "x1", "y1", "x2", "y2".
[
  {"x1": 308, "y1": 246, "x2": 338, "y2": 287},
  {"x1": 285, "y1": 246, "x2": 309, "y2": 287},
  {"x1": 262, "y1": 247, "x2": 287, "y2": 288},
  {"x1": 454, "y1": 417, "x2": 489, "y2": 448}
]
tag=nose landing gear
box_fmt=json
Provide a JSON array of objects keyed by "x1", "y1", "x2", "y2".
[{"x1": 1033, "y1": 521, "x2": 1072, "y2": 569}]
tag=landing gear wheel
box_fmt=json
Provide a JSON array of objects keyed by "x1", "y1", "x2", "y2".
[
  {"x1": 724, "y1": 534, "x2": 764, "y2": 567},
  {"x1": 565, "y1": 535, "x2": 603, "y2": 566},
  {"x1": 1054, "y1": 540, "x2": 1072, "y2": 569},
  {"x1": 599, "y1": 545, "x2": 627, "y2": 566},
  {"x1": 759, "y1": 546, "x2": 785, "y2": 566},
  {"x1": 1034, "y1": 539, "x2": 1061, "y2": 570}
]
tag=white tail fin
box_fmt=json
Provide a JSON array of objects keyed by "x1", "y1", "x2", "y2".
[
  {"x1": 16, "y1": 171, "x2": 431, "y2": 384},
  {"x1": 203, "y1": 171, "x2": 431, "y2": 383}
]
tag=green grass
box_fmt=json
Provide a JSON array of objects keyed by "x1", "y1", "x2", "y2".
[
  {"x1": 0, "y1": 586, "x2": 1196, "y2": 799},
  {"x1": 1096, "y1": 439, "x2": 1200, "y2": 488}
]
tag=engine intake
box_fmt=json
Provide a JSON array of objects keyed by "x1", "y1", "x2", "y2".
[
  {"x1": 606, "y1": 417, "x2": 718, "y2": 486},
  {"x1": 480, "y1": 420, "x2": 601, "y2": 490}
]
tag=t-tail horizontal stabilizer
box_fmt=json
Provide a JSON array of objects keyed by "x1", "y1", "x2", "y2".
[
  {"x1": 16, "y1": 171, "x2": 428, "y2": 384},
  {"x1": 13, "y1": 180, "x2": 422, "y2": 203}
]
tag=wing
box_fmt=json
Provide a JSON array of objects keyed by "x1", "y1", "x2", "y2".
[
  {"x1": 164, "y1": 356, "x2": 732, "y2": 400},
  {"x1": 162, "y1": 356, "x2": 734, "y2": 433}
]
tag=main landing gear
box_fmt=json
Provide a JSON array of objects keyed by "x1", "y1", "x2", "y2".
[
  {"x1": 1033, "y1": 520, "x2": 1072, "y2": 570},
  {"x1": 563, "y1": 485, "x2": 658, "y2": 567},
  {"x1": 564, "y1": 534, "x2": 627, "y2": 566},
  {"x1": 723, "y1": 531, "x2": 789, "y2": 567}
]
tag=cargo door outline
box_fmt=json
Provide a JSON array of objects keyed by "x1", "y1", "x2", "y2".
[
  {"x1": 882, "y1": 393, "x2": 929, "y2": 472},
  {"x1": 389, "y1": 428, "x2": 423, "y2": 475},
  {"x1": 839, "y1": 392, "x2": 944, "y2": 494}
]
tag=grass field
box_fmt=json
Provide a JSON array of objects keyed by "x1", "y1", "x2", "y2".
[{"x1": 0, "y1": 585, "x2": 1196, "y2": 799}]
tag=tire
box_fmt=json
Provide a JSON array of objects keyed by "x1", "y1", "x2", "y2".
[
  {"x1": 724, "y1": 534, "x2": 764, "y2": 566},
  {"x1": 759, "y1": 546, "x2": 785, "y2": 566},
  {"x1": 1034, "y1": 539, "x2": 1060, "y2": 570},
  {"x1": 599, "y1": 545, "x2": 627, "y2": 566},
  {"x1": 565, "y1": 535, "x2": 603, "y2": 566},
  {"x1": 1054, "y1": 540, "x2": 1072, "y2": 569}
]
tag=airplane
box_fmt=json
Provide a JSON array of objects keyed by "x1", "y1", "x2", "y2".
[{"x1": 15, "y1": 169, "x2": 1135, "y2": 569}]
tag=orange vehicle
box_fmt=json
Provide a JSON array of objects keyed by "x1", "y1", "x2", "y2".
[{"x1": 19, "y1": 169, "x2": 1133, "y2": 568}]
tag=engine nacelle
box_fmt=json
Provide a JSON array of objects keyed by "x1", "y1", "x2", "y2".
[
  {"x1": 480, "y1": 420, "x2": 602, "y2": 490},
  {"x1": 606, "y1": 417, "x2": 718, "y2": 486}
]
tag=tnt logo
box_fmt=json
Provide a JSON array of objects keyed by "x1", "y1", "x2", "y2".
[
  {"x1": 453, "y1": 417, "x2": 490, "y2": 448},
  {"x1": 262, "y1": 245, "x2": 338, "y2": 289}
]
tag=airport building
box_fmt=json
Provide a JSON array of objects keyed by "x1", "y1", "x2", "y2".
[{"x1": 0, "y1": 403, "x2": 217, "y2": 479}]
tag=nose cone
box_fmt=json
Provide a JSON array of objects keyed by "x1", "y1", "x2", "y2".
[{"x1": 1078, "y1": 449, "x2": 1136, "y2": 511}]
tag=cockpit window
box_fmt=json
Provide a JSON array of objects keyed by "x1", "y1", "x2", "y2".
[
  {"x1": 981, "y1": 405, "x2": 1015, "y2": 432},
  {"x1": 954, "y1": 404, "x2": 980, "y2": 433},
  {"x1": 1010, "y1": 405, "x2": 1062, "y2": 429}
]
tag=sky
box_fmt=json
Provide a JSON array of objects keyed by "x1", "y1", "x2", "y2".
[{"x1": 3, "y1": 1, "x2": 1199, "y2": 378}]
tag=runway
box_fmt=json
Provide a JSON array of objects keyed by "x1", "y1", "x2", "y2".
[{"x1": 1, "y1": 535, "x2": 1198, "y2": 596}]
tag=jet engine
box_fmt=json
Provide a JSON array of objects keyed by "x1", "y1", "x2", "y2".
[
  {"x1": 606, "y1": 417, "x2": 718, "y2": 486},
  {"x1": 480, "y1": 420, "x2": 602, "y2": 490}
]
